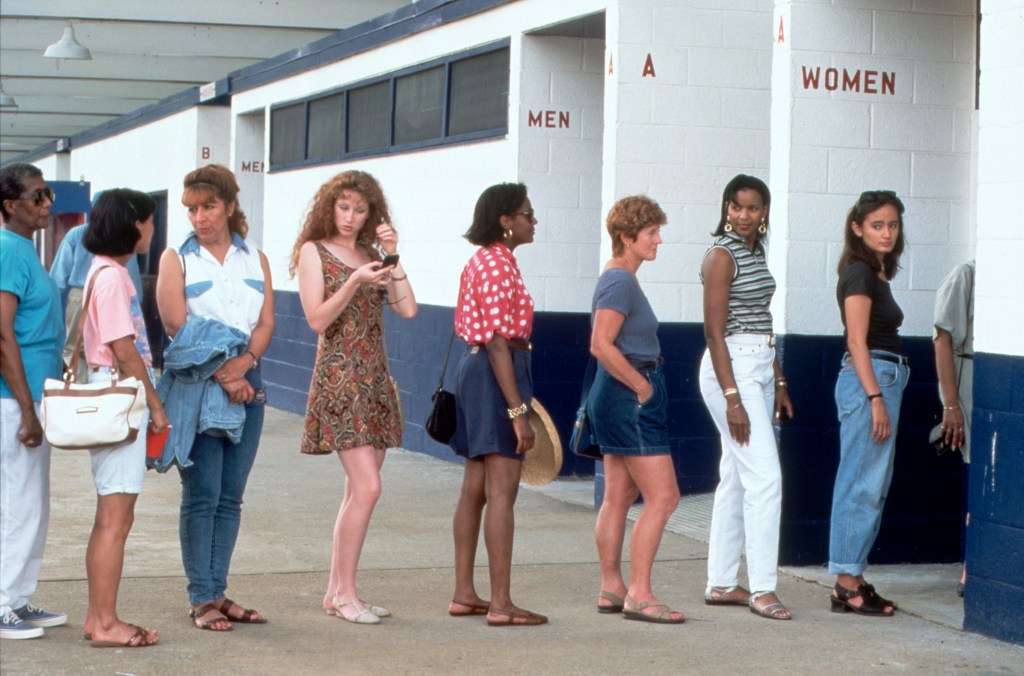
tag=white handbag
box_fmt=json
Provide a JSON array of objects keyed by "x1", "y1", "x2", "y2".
[{"x1": 40, "y1": 266, "x2": 147, "y2": 450}]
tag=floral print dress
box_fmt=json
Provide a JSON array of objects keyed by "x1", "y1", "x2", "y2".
[{"x1": 301, "y1": 243, "x2": 402, "y2": 454}]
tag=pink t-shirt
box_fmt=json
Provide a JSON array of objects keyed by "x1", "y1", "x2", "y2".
[{"x1": 82, "y1": 256, "x2": 152, "y2": 369}]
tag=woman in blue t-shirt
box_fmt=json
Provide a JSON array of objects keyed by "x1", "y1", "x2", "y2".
[
  {"x1": 829, "y1": 190, "x2": 909, "y2": 616},
  {"x1": 587, "y1": 195, "x2": 684, "y2": 624}
]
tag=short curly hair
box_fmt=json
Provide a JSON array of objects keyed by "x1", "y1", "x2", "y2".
[{"x1": 606, "y1": 195, "x2": 667, "y2": 256}]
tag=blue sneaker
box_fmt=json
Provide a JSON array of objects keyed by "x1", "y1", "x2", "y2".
[
  {"x1": 14, "y1": 603, "x2": 68, "y2": 628},
  {"x1": 0, "y1": 611, "x2": 44, "y2": 639}
]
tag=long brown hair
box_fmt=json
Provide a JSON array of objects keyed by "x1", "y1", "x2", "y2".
[
  {"x1": 182, "y1": 164, "x2": 248, "y2": 239},
  {"x1": 289, "y1": 170, "x2": 392, "y2": 277},
  {"x1": 837, "y1": 190, "x2": 906, "y2": 280}
]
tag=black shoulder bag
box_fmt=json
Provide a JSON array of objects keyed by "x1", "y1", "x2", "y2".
[{"x1": 425, "y1": 331, "x2": 457, "y2": 443}]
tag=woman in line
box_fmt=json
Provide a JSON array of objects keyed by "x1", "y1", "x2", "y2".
[
  {"x1": 156, "y1": 165, "x2": 274, "y2": 631},
  {"x1": 293, "y1": 171, "x2": 416, "y2": 625},
  {"x1": 589, "y1": 195, "x2": 684, "y2": 624},
  {"x1": 699, "y1": 175, "x2": 792, "y2": 620},
  {"x1": 829, "y1": 190, "x2": 909, "y2": 616},
  {"x1": 81, "y1": 189, "x2": 168, "y2": 647},
  {"x1": 448, "y1": 183, "x2": 546, "y2": 627}
]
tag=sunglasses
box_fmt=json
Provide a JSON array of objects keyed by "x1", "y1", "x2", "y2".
[
  {"x1": 14, "y1": 187, "x2": 56, "y2": 206},
  {"x1": 514, "y1": 209, "x2": 535, "y2": 219},
  {"x1": 858, "y1": 189, "x2": 897, "y2": 202}
]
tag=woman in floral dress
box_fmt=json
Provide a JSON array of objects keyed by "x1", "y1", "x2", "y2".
[{"x1": 291, "y1": 170, "x2": 416, "y2": 624}]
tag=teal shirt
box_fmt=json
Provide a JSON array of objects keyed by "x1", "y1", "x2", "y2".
[{"x1": 0, "y1": 229, "x2": 65, "y2": 401}]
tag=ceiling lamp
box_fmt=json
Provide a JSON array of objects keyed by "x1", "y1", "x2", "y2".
[
  {"x1": 44, "y1": 25, "x2": 92, "y2": 61},
  {"x1": 0, "y1": 84, "x2": 17, "y2": 109}
]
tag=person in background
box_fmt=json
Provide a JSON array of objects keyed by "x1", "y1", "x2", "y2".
[
  {"x1": 79, "y1": 189, "x2": 168, "y2": 648},
  {"x1": 156, "y1": 164, "x2": 273, "y2": 632},
  {"x1": 50, "y1": 219, "x2": 144, "y2": 383},
  {"x1": 699, "y1": 175, "x2": 792, "y2": 620},
  {"x1": 448, "y1": 183, "x2": 547, "y2": 627},
  {"x1": 292, "y1": 170, "x2": 416, "y2": 625},
  {"x1": 589, "y1": 195, "x2": 685, "y2": 624},
  {"x1": 932, "y1": 259, "x2": 975, "y2": 597},
  {"x1": 829, "y1": 190, "x2": 909, "y2": 617},
  {"x1": 0, "y1": 163, "x2": 67, "y2": 640}
]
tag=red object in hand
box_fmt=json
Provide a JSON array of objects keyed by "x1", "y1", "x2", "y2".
[{"x1": 147, "y1": 425, "x2": 171, "y2": 460}]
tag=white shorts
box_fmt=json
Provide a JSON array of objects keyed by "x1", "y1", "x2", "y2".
[{"x1": 87, "y1": 372, "x2": 148, "y2": 496}]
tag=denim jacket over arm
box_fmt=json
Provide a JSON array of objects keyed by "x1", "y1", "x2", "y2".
[{"x1": 152, "y1": 316, "x2": 249, "y2": 472}]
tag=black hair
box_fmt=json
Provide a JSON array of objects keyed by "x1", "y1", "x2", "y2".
[
  {"x1": 837, "y1": 190, "x2": 906, "y2": 280},
  {"x1": 464, "y1": 183, "x2": 528, "y2": 246},
  {"x1": 712, "y1": 174, "x2": 771, "y2": 240},
  {"x1": 83, "y1": 189, "x2": 156, "y2": 257},
  {"x1": 0, "y1": 163, "x2": 44, "y2": 220}
]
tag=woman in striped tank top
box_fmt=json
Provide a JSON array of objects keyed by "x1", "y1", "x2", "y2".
[{"x1": 698, "y1": 175, "x2": 793, "y2": 620}]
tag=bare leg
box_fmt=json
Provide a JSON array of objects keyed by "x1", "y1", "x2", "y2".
[
  {"x1": 451, "y1": 459, "x2": 488, "y2": 611},
  {"x1": 323, "y1": 445, "x2": 385, "y2": 617},
  {"x1": 83, "y1": 493, "x2": 157, "y2": 645},
  {"x1": 594, "y1": 454, "x2": 637, "y2": 609}
]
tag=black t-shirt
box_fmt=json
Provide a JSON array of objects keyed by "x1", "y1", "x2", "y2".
[{"x1": 836, "y1": 260, "x2": 904, "y2": 354}]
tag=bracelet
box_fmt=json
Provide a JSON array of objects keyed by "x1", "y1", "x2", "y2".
[
  {"x1": 722, "y1": 388, "x2": 739, "y2": 398},
  {"x1": 728, "y1": 403, "x2": 742, "y2": 411},
  {"x1": 775, "y1": 378, "x2": 787, "y2": 388},
  {"x1": 943, "y1": 405, "x2": 959, "y2": 411},
  {"x1": 867, "y1": 392, "x2": 883, "y2": 401},
  {"x1": 507, "y1": 402, "x2": 528, "y2": 419},
  {"x1": 390, "y1": 274, "x2": 407, "y2": 281},
  {"x1": 246, "y1": 350, "x2": 259, "y2": 369}
]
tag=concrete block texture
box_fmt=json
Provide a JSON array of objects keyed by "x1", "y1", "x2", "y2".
[
  {"x1": 651, "y1": 85, "x2": 720, "y2": 127},
  {"x1": 871, "y1": 105, "x2": 955, "y2": 152},
  {"x1": 689, "y1": 47, "x2": 770, "y2": 89},
  {"x1": 653, "y1": 6, "x2": 723, "y2": 48},
  {"x1": 793, "y1": 99, "x2": 871, "y2": 149},
  {"x1": 875, "y1": 10, "x2": 957, "y2": 61},
  {"x1": 911, "y1": 153, "x2": 970, "y2": 200},
  {"x1": 827, "y1": 147, "x2": 911, "y2": 195},
  {"x1": 792, "y1": 6, "x2": 873, "y2": 54}
]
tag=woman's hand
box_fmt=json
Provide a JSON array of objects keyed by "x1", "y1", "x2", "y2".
[
  {"x1": 636, "y1": 379, "x2": 654, "y2": 405},
  {"x1": 376, "y1": 221, "x2": 398, "y2": 255},
  {"x1": 17, "y1": 409, "x2": 44, "y2": 448},
  {"x1": 774, "y1": 387, "x2": 794, "y2": 422},
  {"x1": 940, "y1": 404, "x2": 965, "y2": 450},
  {"x1": 149, "y1": 401, "x2": 170, "y2": 433},
  {"x1": 727, "y1": 400, "x2": 751, "y2": 445},
  {"x1": 513, "y1": 414, "x2": 535, "y2": 455},
  {"x1": 213, "y1": 354, "x2": 251, "y2": 386},
  {"x1": 351, "y1": 260, "x2": 394, "y2": 287},
  {"x1": 221, "y1": 377, "x2": 255, "y2": 404},
  {"x1": 870, "y1": 398, "x2": 891, "y2": 442}
]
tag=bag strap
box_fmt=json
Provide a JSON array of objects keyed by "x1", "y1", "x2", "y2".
[
  {"x1": 66, "y1": 264, "x2": 114, "y2": 384},
  {"x1": 577, "y1": 356, "x2": 597, "y2": 408},
  {"x1": 435, "y1": 330, "x2": 456, "y2": 391}
]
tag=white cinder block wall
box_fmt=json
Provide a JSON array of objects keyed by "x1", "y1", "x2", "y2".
[
  {"x1": 974, "y1": 1, "x2": 1024, "y2": 357},
  {"x1": 604, "y1": 0, "x2": 774, "y2": 323},
  {"x1": 771, "y1": 0, "x2": 977, "y2": 338}
]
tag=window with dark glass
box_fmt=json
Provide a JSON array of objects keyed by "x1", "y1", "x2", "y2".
[
  {"x1": 347, "y1": 82, "x2": 390, "y2": 152},
  {"x1": 269, "y1": 103, "x2": 306, "y2": 165},
  {"x1": 448, "y1": 49, "x2": 510, "y2": 136},
  {"x1": 307, "y1": 93, "x2": 345, "y2": 160},
  {"x1": 393, "y1": 66, "x2": 444, "y2": 146}
]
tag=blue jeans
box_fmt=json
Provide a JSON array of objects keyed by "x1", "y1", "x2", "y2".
[
  {"x1": 178, "y1": 370, "x2": 265, "y2": 606},
  {"x1": 829, "y1": 352, "x2": 909, "y2": 576}
]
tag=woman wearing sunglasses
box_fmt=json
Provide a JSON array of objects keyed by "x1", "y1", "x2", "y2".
[{"x1": 829, "y1": 190, "x2": 909, "y2": 616}]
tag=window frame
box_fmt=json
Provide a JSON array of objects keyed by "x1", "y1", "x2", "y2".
[{"x1": 268, "y1": 40, "x2": 510, "y2": 172}]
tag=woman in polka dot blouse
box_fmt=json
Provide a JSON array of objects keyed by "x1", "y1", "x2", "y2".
[{"x1": 447, "y1": 183, "x2": 546, "y2": 627}]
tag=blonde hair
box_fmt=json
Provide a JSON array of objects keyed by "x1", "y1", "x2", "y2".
[{"x1": 182, "y1": 164, "x2": 248, "y2": 239}]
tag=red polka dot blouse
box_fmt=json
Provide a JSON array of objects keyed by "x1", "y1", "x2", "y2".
[{"x1": 454, "y1": 243, "x2": 534, "y2": 344}]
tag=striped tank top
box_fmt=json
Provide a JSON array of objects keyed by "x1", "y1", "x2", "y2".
[{"x1": 701, "y1": 231, "x2": 775, "y2": 336}]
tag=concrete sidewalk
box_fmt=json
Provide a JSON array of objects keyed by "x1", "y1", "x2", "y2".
[{"x1": 1, "y1": 408, "x2": 1019, "y2": 675}]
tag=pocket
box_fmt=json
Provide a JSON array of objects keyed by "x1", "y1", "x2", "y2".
[
  {"x1": 873, "y1": 363, "x2": 899, "y2": 388},
  {"x1": 244, "y1": 278, "x2": 265, "y2": 294},
  {"x1": 184, "y1": 280, "x2": 213, "y2": 298}
]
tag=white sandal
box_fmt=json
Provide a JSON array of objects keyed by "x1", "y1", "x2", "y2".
[
  {"x1": 327, "y1": 597, "x2": 380, "y2": 625},
  {"x1": 359, "y1": 599, "x2": 391, "y2": 617}
]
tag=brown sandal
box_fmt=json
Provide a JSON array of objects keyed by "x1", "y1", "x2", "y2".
[
  {"x1": 486, "y1": 607, "x2": 548, "y2": 626},
  {"x1": 190, "y1": 602, "x2": 233, "y2": 631},
  {"x1": 449, "y1": 599, "x2": 489, "y2": 617},
  {"x1": 217, "y1": 598, "x2": 267, "y2": 624}
]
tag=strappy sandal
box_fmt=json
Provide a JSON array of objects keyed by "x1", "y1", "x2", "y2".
[
  {"x1": 486, "y1": 607, "x2": 548, "y2": 627},
  {"x1": 704, "y1": 585, "x2": 750, "y2": 606},
  {"x1": 749, "y1": 591, "x2": 791, "y2": 620},
  {"x1": 861, "y1": 583, "x2": 898, "y2": 610},
  {"x1": 89, "y1": 623, "x2": 158, "y2": 648},
  {"x1": 217, "y1": 598, "x2": 267, "y2": 624},
  {"x1": 359, "y1": 599, "x2": 391, "y2": 617},
  {"x1": 597, "y1": 591, "x2": 624, "y2": 614},
  {"x1": 830, "y1": 583, "x2": 894, "y2": 616},
  {"x1": 190, "y1": 603, "x2": 233, "y2": 631},
  {"x1": 449, "y1": 599, "x2": 489, "y2": 617},
  {"x1": 622, "y1": 595, "x2": 686, "y2": 624},
  {"x1": 326, "y1": 597, "x2": 380, "y2": 625}
]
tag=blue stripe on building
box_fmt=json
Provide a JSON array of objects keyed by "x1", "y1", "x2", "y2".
[{"x1": 263, "y1": 291, "x2": 966, "y2": 569}]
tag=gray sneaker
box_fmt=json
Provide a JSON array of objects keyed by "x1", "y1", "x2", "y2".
[
  {"x1": 0, "y1": 611, "x2": 44, "y2": 639},
  {"x1": 14, "y1": 603, "x2": 68, "y2": 628}
]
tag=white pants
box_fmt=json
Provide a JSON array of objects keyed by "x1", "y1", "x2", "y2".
[
  {"x1": 0, "y1": 399, "x2": 51, "y2": 614},
  {"x1": 699, "y1": 334, "x2": 782, "y2": 593}
]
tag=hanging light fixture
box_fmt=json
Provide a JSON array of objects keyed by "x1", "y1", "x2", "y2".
[
  {"x1": 0, "y1": 84, "x2": 17, "y2": 109},
  {"x1": 44, "y1": 25, "x2": 93, "y2": 61}
]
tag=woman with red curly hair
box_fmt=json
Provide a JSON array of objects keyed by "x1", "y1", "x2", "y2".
[{"x1": 291, "y1": 170, "x2": 416, "y2": 624}]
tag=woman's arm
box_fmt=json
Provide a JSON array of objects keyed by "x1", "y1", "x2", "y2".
[
  {"x1": 156, "y1": 248, "x2": 186, "y2": 338},
  {"x1": 933, "y1": 328, "x2": 963, "y2": 448},
  {"x1": 0, "y1": 292, "x2": 44, "y2": 446},
  {"x1": 485, "y1": 335, "x2": 534, "y2": 455},
  {"x1": 212, "y1": 251, "x2": 275, "y2": 399},
  {"x1": 844, "y1": 294, "x2": 890, "y2": 442},
  {"x1": 383, "y1": 260, "x2": 417, "y2": 319},
  {"x1": 590, "y1": 308, "x2": 652, "y2": 404},
  {"x1": 108, "y1": 335, "x2": 168, "y2": 432},
  {"x1": 701, "y1": 248, "x2": 751, "y2": 444}
]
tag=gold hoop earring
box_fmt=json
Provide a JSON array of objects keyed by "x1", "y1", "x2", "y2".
[
  {"x1": 504, "y1": 229, "x2": 513, "y2": 239},
  {"x1": 724, "y1": 217, "x2": 733, "y2": 233},
  {"x1": 758, "y1": 218, "x2": 767, "y2": 235}
]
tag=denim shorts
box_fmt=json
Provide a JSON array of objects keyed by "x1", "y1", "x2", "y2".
[
  {"x1": 587, "y1": 360, "x2": 670, "y2": 456},
  {"x1": 450, "y1": 344, "x2": 533, "y2": 461},
  {"x1": 88, "y1": 371, "x2": 148, "y2": 496}
]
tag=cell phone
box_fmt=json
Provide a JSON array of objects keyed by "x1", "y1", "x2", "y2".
[{"x1": 380, "y1": 254, "x2": 400, "y2": 268}]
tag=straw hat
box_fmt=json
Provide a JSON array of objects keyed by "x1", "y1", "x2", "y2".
[{"x1": 521, "y1": 398, "x2": 563, "y2": 486}]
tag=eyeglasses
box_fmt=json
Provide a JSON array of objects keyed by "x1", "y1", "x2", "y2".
[
  {"x1": 514, "y1": 209, "x2": 535, "y2": 220},
  {"x1": 14, "y1": 187, "x2": 55, "y2": 206}
]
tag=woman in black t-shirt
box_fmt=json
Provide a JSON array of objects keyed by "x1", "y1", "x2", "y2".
[{"x1": 829, "y1": 190, "x2": 909, "y2": 617}]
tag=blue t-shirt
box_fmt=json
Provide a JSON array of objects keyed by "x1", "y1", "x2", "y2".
[
  {"x1": 50, "y1": 223, "x2": 144, "y2": 295},
  {"x1": 0, "y1": 229, "x2": 65, "y2": 401},
  {"x1": 591, "y1": 268, "x2": 660, "y2": 361}
]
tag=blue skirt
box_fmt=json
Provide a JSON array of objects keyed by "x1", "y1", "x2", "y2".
[
  {"x1": 587, "y1": 361, "x2": 670, "y2": 456},
  {"x1": 449, "y1": 345, "x2": 533, "y2": 461}
]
